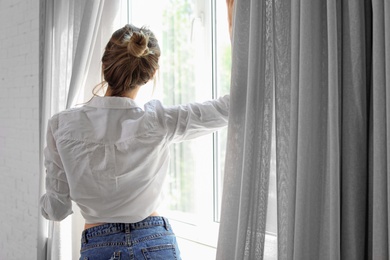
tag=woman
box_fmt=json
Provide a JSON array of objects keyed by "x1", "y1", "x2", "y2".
[{"x1": 40, "y1": 24, "x2": 229, "y2": 259}]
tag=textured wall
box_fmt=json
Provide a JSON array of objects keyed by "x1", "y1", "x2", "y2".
[{"x1": 0, "y1": 0, "x2": 40, "y2": 259}]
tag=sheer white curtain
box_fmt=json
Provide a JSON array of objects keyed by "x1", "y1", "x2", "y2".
[
  {"x1": 218, "y1": 0, "x2": 389, "y2": 259},
  {"x1": 38, "y1": 1, "x2": 121, "y2": 259}
]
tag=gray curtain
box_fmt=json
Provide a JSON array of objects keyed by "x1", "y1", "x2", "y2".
[
  {"x1": 217, "y1": 0, "x2": 389, "y2": 259},
  {"x1": 217, "y1": 0, "x2": 274, "y2": 258},
  {"x1": 276, "y1": 1, "x2": 389, "y2": 259}
]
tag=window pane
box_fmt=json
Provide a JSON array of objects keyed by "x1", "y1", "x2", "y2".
[
  {"x1": 130, "y1": 0, "x2": 214, "y2": 222},
  {"x1": 162, "y1": 0, "x2": 197, "y2": 215}
]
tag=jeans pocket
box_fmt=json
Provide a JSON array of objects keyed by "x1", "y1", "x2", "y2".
[{"x1": 141, "y1": 244, "x2": 178, "y2": 260}]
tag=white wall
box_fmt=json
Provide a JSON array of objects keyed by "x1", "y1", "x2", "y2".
[{"x1": 0, "y1": 0, "x2": 40, "y2": 259}]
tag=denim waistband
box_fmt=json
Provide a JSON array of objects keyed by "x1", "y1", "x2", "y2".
[{"x1": 81, "y1": 216, "x2": 170, "y2": 243}]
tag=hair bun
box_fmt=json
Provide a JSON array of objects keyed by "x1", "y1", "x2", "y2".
[{"x1": 127, "y1": 31, "x2": 149, "y2": 57}]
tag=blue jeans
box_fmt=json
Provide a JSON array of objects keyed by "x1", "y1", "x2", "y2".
[{"x1": 80, "y1": 216, "x2": 181, "y2": 260}]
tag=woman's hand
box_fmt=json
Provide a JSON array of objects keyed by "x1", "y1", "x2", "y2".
[{"x1": 226, "y1": 0, "x2": 234, "y2": 40}]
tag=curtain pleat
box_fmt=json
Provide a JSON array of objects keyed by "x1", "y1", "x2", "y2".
[
  {"x1": 321, "y1": 1, "x2": 341, "y2": 259},
  {"x1": 273, "y1": 0, "x2": 291, "y2": 258},
  {"x1": 294, "y1": 1, "x2": 329, "y2": 258},
  {"x1": 371, "y1": 0, "x2": 390, "y2": 259},
  {"x1": 340, "y1": 1, "x2": 370, "y2": 259}
]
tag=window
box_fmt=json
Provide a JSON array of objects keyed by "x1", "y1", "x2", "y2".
[
  {"x1": 73, "y1": 1, "x2": 278, "y2": 259},
  {"x1": 129, "y1": 1, "x2": 231, "y2": 257}
]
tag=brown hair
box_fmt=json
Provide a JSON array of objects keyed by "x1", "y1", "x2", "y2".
[{"x1": 99, "y1": 24, "x2": 160, "y2": 97}]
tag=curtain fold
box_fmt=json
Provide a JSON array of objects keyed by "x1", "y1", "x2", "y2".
[
  {"x1": 371, "y1": 1, "x2": 390, "y2": 259},
  {"x1": 339, "y1": 1, "x2": 370, "y2": 259},
  {"x1": 272, "y1": 0, "x2": 291, "y2": 259},
  {"x1": 38, "y1": 1, "x2": 120, "y2": 259},
  {"x1": 219, "y1": 0, "x2": 389, "y2": 259},
  {"x1": 65, "y1": 0, "x2": 105, "y2": 108}
]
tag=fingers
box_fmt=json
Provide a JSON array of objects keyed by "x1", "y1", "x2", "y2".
[{"x1": 226, "y1": 0, "x2": 234, "y2": 40}]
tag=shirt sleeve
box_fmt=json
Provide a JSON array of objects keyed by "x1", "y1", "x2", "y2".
[
  {"x1": 40, "y1": 115, "x2": 73, "y2": 221},
  {"x1": 163, "y1": 95, "x2": 229, "y2": 143}
]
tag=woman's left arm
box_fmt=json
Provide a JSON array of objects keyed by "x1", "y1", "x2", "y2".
[
  {"x1": 40, "y1": 115, "x2": 73, "y2": 221},
  {"x1": 162, "y1": 95, "x2": 230, "y2": 143}
]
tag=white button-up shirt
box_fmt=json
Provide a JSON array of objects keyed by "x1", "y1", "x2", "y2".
[{"x1": 40, "y1": 95, "x2": 229, "y2": 223}]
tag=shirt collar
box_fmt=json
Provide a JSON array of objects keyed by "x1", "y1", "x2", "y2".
[{"x1": 85, "y1": 96, "x2": 141, "y2": 109}]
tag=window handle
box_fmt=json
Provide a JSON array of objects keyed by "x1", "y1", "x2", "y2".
[{"x1": 191, "y1": 12, "x2": 204, "y2": 42}]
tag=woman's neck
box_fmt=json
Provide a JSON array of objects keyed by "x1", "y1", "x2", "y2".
[{"x1": 104, "y1": 86, "x2": 140, "y2": 99}]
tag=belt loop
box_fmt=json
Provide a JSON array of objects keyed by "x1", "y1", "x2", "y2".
[
  {"x1": 81, "y1": 230, "x2": 88, "y2": 244},
  {"x1": 162, "y1": 217, "x2": 169, "y2": 231},
  {"x1": 125, "y1": 223, "x2": 131, "y2": 234}
]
